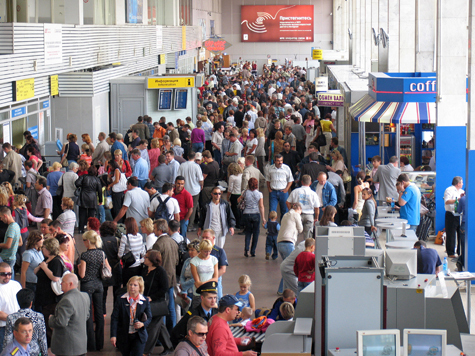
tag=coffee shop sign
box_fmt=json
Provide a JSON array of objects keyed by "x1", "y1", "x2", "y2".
[{"x1": 317, "y1": 93, "x2": 344, "y2": 107}]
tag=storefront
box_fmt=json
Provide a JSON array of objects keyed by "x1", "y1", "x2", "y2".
[
  {"x1": 349, "y1": 72, "x2": 437, "y2": 170},
  {"x1": 0, "y1": 96, "x2": 52, "y2": 149}
]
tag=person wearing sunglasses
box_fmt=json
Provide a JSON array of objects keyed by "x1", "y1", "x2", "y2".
[
  {"x1": 173, "y1": 316, "x2": 208, "y2": 356},
  {"x1": 197, "y1": 187, "x2": 235, "y2": 249},
  {"x1": 0, "y1": 262, "x2": 22, "y2": 353}
]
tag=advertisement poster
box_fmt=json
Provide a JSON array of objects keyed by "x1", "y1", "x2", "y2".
[
  {"x1": 44, "y1": 24, "x2": 62, "y2": 65},
  {"x1": 241, "y1": 5, "x2": 313, "y2": 42},
  {"x1": 126, "y1": 0, "x2": 143, "y2": 24}
]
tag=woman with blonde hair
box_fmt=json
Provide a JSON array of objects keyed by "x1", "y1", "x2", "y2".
[
  {"x1": 172, "y1": 138, "x2": 184, "y2": 158},
  {"x1": 255, "y1": 128, "x2": 266, "y2": 175},
  {"x1": 2, "y1": 181, "x2": 14, "y2": 207},
  {"x1": 141, "y1": 218, "x2": 157, "y2": 250},
  {"x1": 190, "y1": 239, "x2": 218, "y2": 308},
  {"x1": 227, "y1": 162, "x2": 243, "y2": 230},
  {"x1": 79, "y1": 230, "x2": 110, "y2": 351},
  {"x1": 47, "y1": 161, "x2": 64, "y2": 219},
  {"x1": 113, "y1": 149, "x2": 132, "y2": 178},
  {"x1": 148, "y1": 139, "x2": 161, "y2": 178},
  {"x1": 11, "y1": 194, "x2": 29, "y2": 261},
  {"x1": 82, "y1": 133, "x2": 95, "y2": 153},
  {"x1": 326, "y1": 150, "x2": 346, "y2": 173}
]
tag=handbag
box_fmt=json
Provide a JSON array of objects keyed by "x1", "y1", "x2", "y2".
[
  {"x1": 56, "y1": 175, "x2": 64, "y2": 198},
  {"x1": 342, "y1": 168, "x2": 352, "y2": 183},
  {"x1": 238, "y1": 190, "x2": 248, "y2": 211},
  {"x1": 101, "y1": 251, "x2": 112, "y2": 280},
  {"x1": 316, "y1": 133, "x2": 327, "y2": 147},
  {"x1": 61, "y1": 143, "x2": 70, "y2": 167},
  {"x1": 74, "y1": 186, "x2": 81, "y2": 198},
  {"x1": 51, "y1": 257, "x2": 71, "y2": 296},
  {"x1": 121, "y1": 234, "x2": 137, "y2": 269},
  {"x1": 147, "y1": 269, "x2": 170, "y2": 318}
]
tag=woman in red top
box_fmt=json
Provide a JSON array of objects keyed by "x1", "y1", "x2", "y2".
[
  {"x1": 77, "y1": 159, "x2": 90, "y2": 176},
  {"x1": 148, "y1": 139, "x2": 161, "y2": 179},
  {"x1": 26, "y1": 146, "x2": 43, "y2": 171},
  {"x1": 113, "y1": 149, "x2": 132, "y2": 178}
]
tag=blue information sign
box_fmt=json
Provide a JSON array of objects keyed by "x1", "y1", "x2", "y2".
[
  {"x1": 27, "y1": 125, "x2": 39, "y2": 140},
  {"x1": 42, "y1": 100, "x2": 50, "y2": 109},
  {"x1": 11, "y1": 107, "x2": 26, "y2": 118},
  {"x1": 158, "y1": 89, "x2": 173, "y2": 110},
  {"x1": 174, "y1": 89, "x2": 188, "y2": 110}
]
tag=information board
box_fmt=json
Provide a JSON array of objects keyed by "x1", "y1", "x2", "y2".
[
  {"x1": 158, "y1": 89, "x2": 173, "y2": 110},
  {"x1": 312, "y1": 48, "x2": 323, "y2": 60},
  {"x1": 50, "y1": 75, "x2": 58, "y2": 96},
  {"x1": 174, "y1": 89, "x2": 188, "y2": 110},
  {"x1": 13, "y1": 78, "x2": 35, "y2": 101},
  {"x1": 147, "y1": 77, "x2": 194, "y2": 89}
]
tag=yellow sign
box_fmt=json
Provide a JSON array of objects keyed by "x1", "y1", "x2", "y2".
[
  {"x1": 14, "y1": 78, "x2": 35, "y2": 101},
  {"x1": 159, "y1": 54, "x2": 166, "y2": 65},
  {"x1": 312, "y1": 49, "x2": 323, "y2": 60},
  {"x1": 182, "y1": 26, "x2": 186, "y2": 50},
  {"x1": 147, "y1": 77, "x2": 194, "y2": 89},
  {"x1": 50, "y1": 75, "x2": 58, "y2": 96}
]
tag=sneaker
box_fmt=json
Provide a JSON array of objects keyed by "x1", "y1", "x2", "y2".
[{"x1": 265, "y1": 253, "x2": 270, "y2": 260}]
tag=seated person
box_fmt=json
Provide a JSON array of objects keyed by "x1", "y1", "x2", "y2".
[
  {"x1": 256, "y1": 289, "x2": 297, "y2": 321},
  {"x1": 230, "y1": 307, "x2": 253, "y2": 327},
  {"x1": 414, "y1": 241, "x2": 442, "y2": 275},
  {"x1": 279, "y1": 302, "x2": 295, "y2": 321}
]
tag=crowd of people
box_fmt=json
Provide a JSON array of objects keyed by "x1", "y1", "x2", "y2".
[{"x1": 0, "y1": 61, "x2": 452, "y2": 356}]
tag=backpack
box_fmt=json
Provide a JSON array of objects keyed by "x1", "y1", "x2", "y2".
[
  {"x1": 175, "y1": 238, "x2": 189, "y2": 277},
  {"x1": 155, "y1": 196, "x2": 171, "y2": 221}
]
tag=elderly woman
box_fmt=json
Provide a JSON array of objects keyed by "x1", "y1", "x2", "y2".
[
  {"x1": 57, "y1": 197, "x2": 76, "y2": 237},
  {"x1": 110, "y1": 276, "x2": 152, "y2": 356},
  {"x1": 238, "y1": 177, "x2": 266, "y2": 257},
  {"x1": 34, "y1": 238, "x2": 63, "y2": 345},
  {"x1": 58, "y1": 162, "x2": 79, "y2": 200},
  {"x1": 78, "y1": 230, "x2": 110, "y2": 352},
  {"x1": 141, "y1": 249, "x2": 172, "y2": 355},
  {"x1": 75, "y1": 166, "x2": 103, "y2": 234},
  {"x1": 20, "y1": 230, "x2": 44, "y2": 292},
  {"x1": 227, "y1": 162, "x2": 243, "y2": 230},
  {"x1": 46, "y1": 162, "x2": 64, "y2": 220},
  {"x1": 161, "y1": 135, "x2": 172, "y2": 155}
]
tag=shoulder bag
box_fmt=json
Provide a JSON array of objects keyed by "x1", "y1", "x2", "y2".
[
  {"x1": 238, "y1": 190, "x2": 248, "y2": 211},
  {"x1": 51, "y1": 257, "x2": 71, "y2": 296},
  {"x1": 146, "y1": 269, "x2": 170, "y2": 318},
  {"x1": 101, "y1": 250, "x2": 112, "y2": 280},
  {"x1": 56, "y1": 175, "x2": 64, "y2": 198},
  {"x1": 61, "y1": 143, "x2": 70, "y2": 167},
  {"x1": 121, "y1": 234, "x2": 137, "y2": 268},
  {"x1": 342, "y1": 167, "x2": 352, "y2": 183}
]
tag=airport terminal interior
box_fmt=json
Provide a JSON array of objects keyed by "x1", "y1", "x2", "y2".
[{"x1": 1, "y1": 0, "x2": 475, "y2": 355}]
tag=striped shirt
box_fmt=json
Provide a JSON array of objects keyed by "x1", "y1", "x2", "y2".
[
  {"x1": 118, "y1": 233, "x2": 146, "y2": 268},
  {"x1": 266, "y1": 163, "x2": 293, "y2": 191}
]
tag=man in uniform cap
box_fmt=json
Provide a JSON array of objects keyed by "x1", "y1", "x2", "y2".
[{"x1": 170, "y1": 281, "x2": 218, "y2": 348}]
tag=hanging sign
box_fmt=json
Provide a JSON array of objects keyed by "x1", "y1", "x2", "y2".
[
  {"x1": 147, "y1": 77, "x2": 195, "y2": 89},
  {"x1": 13, "y1": 78, "x2": 35, "y2": 101},
  {"x1": 50, "y1": 75, "x2": 59, "y2": 96},
  {"x1": 315, "y1": 77, "x2": 328, "y2": 93},
  {"x1": 317, "y1": 93, "x2": 344, "y2": 107},
  {"x1": 312, "y1": 48, "x2": 323, "y2": 60},
  {"x1": 202, "y1": 38, "x2": 232, "y2": 53}
]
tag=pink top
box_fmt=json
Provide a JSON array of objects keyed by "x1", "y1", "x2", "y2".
[
  {"x1": 148, "y1": 148, "x2": 161, "y2": 179},
  {"x1": 61, "y1": 254, "x2": 74, "y2": 272},
  {"x1": 191, "y1": 128, "x2": 205, "y2": 144}
]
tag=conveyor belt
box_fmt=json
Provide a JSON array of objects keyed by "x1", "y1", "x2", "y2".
[{"x1": 231, "y1": 326, "x2": 266, "y2": 343}]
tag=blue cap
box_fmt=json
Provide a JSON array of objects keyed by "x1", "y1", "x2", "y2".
[{"x1": 219, "y1": 294, "x2": 244, "y2": 308}]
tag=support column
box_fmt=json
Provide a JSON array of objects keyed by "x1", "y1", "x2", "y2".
[
  {"x1": 399, "y1": 0, "x2": 415, "y2": 71},
  {"x1": 415, "y1": 0, "x2": 436, "y2": 72},
  {"x1": 364, "y1": 0, "x2": 372, "y2": 72},
  {"x1": 378, "y1": 0, "x2": 389, "y2": 71},
  {"x1": 435, "y1": 0, "x2": 467, "y2": 233},
  {"x1": 64, "y1": 0, "x2": 83, "y2": 25},
  {"x1": 354, "y1": 0, "x2": 361, "y2": 68},
  {"x1": 466, "y1": 0, "x2": 475, "y2": 272},
  {"x1": 387, "y1": 0, "x2": 400, "y2": 71},
  {"x1": 371, "y1": 0, "x2": 379, "y2": 71},
  {"x1": 359, "y1": 0, "x2": 366, "y2": 69}
]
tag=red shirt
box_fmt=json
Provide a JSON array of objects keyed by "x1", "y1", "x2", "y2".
[
  {"x1": 173, "y1": 188, "x2": 193, "y2": 221},
  {"x1": 293, "y1": 251, "x2": 316, "y2": 283},
  {"x1": 207, "y1": 314, "x2": 243, "y2": 356}
]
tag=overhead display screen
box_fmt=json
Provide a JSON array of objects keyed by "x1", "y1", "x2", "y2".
[{"x1": 241, "y1": 5, "x2": 314, "y2": 42}]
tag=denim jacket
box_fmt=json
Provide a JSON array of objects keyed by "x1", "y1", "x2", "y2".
[{"x1": 310, "y1": 181, "x2": 337, "y2": 208}]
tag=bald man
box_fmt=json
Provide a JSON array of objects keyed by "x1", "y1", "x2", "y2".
[{"x1": 49, "y1": 274, "x2": 89, "y2": 356}]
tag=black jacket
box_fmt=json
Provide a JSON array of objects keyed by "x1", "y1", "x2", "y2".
[
  {"x1": 300, "y1": 161, "x2": 328, "y2": 184},
  {"x1": 75, "y1": 174, "x2": 103, "y2": 208},
  {"x1": 170, "y1": 305, "x2": 218, "y2": 347},
  {"x1": 281, "y1": 150, "x2": 301, "y2": 176}
]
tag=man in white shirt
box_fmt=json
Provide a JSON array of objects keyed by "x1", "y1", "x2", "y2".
[
  {"x1": 223, "y1": 134, "x2": 243, "y2": 173},
  {"x1": 113, "y1": 177, "x2": 150, "y2": 227},
  {"x1": 286, "y1": 175, "x2": 321, "y2": 240},
  {"x1": 245, "y1": 105, "x2": 257, "y2": 124},
  {"x1": 149, "y1": 183, "x2": 180, "y2": 221},
  {"x1": 166, "y1": 151, "x2": 180, "y2": 183},
  {"x1": 444, "y1": 176, "x2": 464, "y2": 258},
  {"x1": 178, "y1": 152, "x2": 204, "y2": 230},
  {"x1": 91, "y1": 132, "x2": 110, "y2": 167},
  {"x1": 266, "y1": 154, "x2": 294, "y2": 220},
  {"x1": 0, "y1": 263, "x2": 21, "y2": 352}
]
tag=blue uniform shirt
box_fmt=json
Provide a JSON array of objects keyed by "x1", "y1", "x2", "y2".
[
  {"x1": 132, "y1": 157, "x2": 149, "y2": 181},
  {"x1": 0, "y1": 339, "x2": 31, "y2": 356},
  {"x1": 400, "y1": 183, "x2": 421, "y2": 226}
]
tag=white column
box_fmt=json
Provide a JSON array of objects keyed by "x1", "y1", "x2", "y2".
[
  {"x1": 364, "y1": 0, "x2": 372, "y2": 72},
  {"x1": 354, "y1": 0, "x2": 361, "y2": 67},
  {"x1": 333, "y1": 0, "x2": 343, "y2": 50},
  {"x1": 359, "y1": 0, "x2": 366, "y2": 69},
  {"x1": 387, "y1": 0, "x2": 400, "y2": 71},
  {"x1": 399, "y1": 0, "x2": 416, "y2": 71},
  {"x1": 378, "y1": 0, "x2": 388, "y2": 71},
  {"x1": 415, "y1": 0, "x2": 436, "y2": 72},
  {"x1": 371, "y1": 0, "x2": 379, "y2": 70},
  {"x1": 64, "y1": 0, "x2": 83, "y2": 25}
]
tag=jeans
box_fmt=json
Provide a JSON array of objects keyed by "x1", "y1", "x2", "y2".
[
  {"x1": 138, "y1": 179, "x2": 147, "y2": 189},
  {"x1": 269, "y1": 190, "x2": 289, "y2": 220},
  {"x1": 180, "y1": 219, "x2": 189, "y2": 239},
  {"x1": 192, "y1": 142, "x2": 204, "y2": 153},
  {"x1": 0, "y1": 327, "x2": 4, "y2": 353},
  {"x1": 266, "y1": 235, "x2": 278, "y2": 259},
  {"x1": 96, "y1": 205, "x2": 105, "y2": 224},
  {"x1": 213, "y1": 149, "x2": 222, "y2": 166},
  {"x1": 81, "y1": 281, "x2": 104, "y2": 351},
  {"x1": 217, "y1": 276, "x2": 223, "y2": 300},
  {"x1": 297, "y1": 281, "x2": 311, "y2": 297},
  {"x1": 277, "y1": 242, "x2": 295, "y2": 293},
  {"x1": 244, "y1": 213, "x2": 260, "y2": 255},
  {"x1": 166, "y1": 287, "x2": 176, "y2": 332},
  {"x1": 78, "y1": 206, "x2": 96, "y2": 232}
]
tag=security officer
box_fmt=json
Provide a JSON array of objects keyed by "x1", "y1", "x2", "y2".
[
  {"x1": 1, "y1": 318, "x2": 33, "y2": 356},
  {"x1": 170, "y1": 281, "x2": 218, "y2": 347}
]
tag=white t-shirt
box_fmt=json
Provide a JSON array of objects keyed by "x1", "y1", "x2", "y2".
[
  {"x1": 246, "y1": 138, "x2": 258, "y2": 155},
  {"x1": 315, "y1": 184, "x2": 324, "y2": 207},
  {"x1": 149, "y1": 194, "x2": 180, "y2": 219},
  {"x1": 146, "y1": 233, "x2": 158, "y2": 250},
  {"x1": 190, "y1": 255, "x2": 218, "y2": 295},
  {"x1": 0, "y1": 280, "x2": 21, "y2": 327},
  {"x1": 209, "y1": 203, "x2": 222, "y2": 237},
  {"x1": 287, "y1": 186, "x2": 321, "y2": 214}
]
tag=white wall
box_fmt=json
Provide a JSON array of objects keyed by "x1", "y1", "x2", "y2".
[
  {"x1": 192, "y1": 0, "x2": 222, "y2": 40},
  {"x1": 221, "y1": 0, "x2": 333, "y2": 64}
]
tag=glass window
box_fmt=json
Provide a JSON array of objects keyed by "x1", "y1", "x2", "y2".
[
  {"x1": 28, "y1": 103, "x2": 38, "y2": 113},
  {"x1": 148, "y1": 0, "x2": 166, "y2": 25},
  {"x1": 0, "y1": 111, "x2": 9, "y2": 122},
  {"x1": 179, "y1": 0, "x2": 191, "y2": 25},
  {"x1": 12, "y1": 118, "x2": 26, "y2": 147}
]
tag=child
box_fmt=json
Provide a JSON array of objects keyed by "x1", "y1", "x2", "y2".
[
  {"x1": 279, "y1": 302, "x2": 295, "y2": 321},
  {"x1": 229, "y1": 307, "x2": 253, "y2": 327},
  {"x1": 293, "y1": 238, "x2": 316, "y2": 297},
  {"x1": 235, "y1": 274, "x2": 256, "y2": 311},
  {"x1": 264, "y1": 211, "x2": 280, "y2": 260},
  {"x1": 266, "y1": 289, "x2": 297, "y2": 321}
]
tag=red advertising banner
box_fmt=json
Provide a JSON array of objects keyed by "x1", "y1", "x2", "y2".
[{"x1": 241, "y1": 5, "x2": 314, "y2": 42}]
